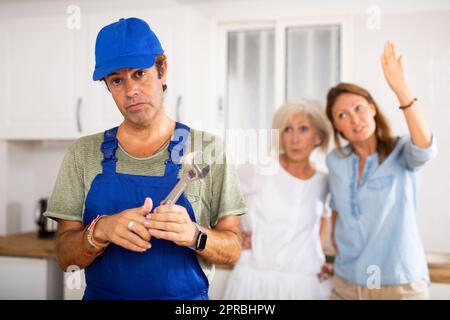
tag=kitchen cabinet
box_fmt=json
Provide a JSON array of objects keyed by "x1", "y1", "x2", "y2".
[
  {"x1": 430, "y1": 283, "x2": 450, "y2": 300},
  {"x1": 63, "y1": 265, "x2": 231, "y2": 300},
  {"x1": 0, "y1": 1, "x2": 201, "y2": 140},
  {"x1": 209, "y1": 266, "x2": 232, "y2": 300},
  {"x1": 0, "y1": 232, "x2": 63, "y2": 299},
  {"x1": 0, "y1": 2, "x2": 88, "y2": 140},
  {"x1": 0, "y1": 256, "x2": 62, "y2": 299},
  {"x1": 0, "y1": 17, "x2": 6, "y2": 134},
  {"x1": 210, "y1": 253, "x2": 450, "y2": 300}
]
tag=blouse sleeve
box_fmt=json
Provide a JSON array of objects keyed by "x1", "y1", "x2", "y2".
[{"x1": 399, "y1": 134, "x2": 438, "y2": 171}]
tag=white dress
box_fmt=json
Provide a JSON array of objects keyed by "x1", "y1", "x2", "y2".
[{"x1": 223, "y1": 160, "x2": 332, "y2": 300}]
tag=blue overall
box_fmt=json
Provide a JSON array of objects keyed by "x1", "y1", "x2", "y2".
[{"x1": 82, "y1": 122, "x2": 209, "y2": 300}]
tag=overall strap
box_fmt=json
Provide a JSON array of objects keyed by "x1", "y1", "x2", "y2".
[
  {"x1": 100, "y1": 123, "x2": 190, "y2": 175},
  {"x1": 101, "y1": 127, "x2": 119, "y2": 174},
  {"x1": 164, "y1": 122, "x2": 191, "y2": 175}
]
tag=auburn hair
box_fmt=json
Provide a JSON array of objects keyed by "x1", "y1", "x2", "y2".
[{"x1": 325, "y1": 82, "x2": 395, "y2": 162}]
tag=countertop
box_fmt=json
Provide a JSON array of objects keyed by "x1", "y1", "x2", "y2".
[
  {"x1": 1, "y1": 232, "x2": 449, "y2": 284},
  {"x1": 324, "y1": 249, "x2": 450, "y2": 284},
  {"x1": 427, "y1": 252, "x2": 450, "y2": 284},
  {"x1": 218, "y1": 249, "x2": 450, "y2": 284},
  {"x1": 0, "y1": 232, "x2": 56, "y2": 259}
]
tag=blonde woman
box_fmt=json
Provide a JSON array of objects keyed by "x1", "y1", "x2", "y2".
[
  {"x1": 325, "y1": 42, "x2": 437, "y2": 299},
  {"x1": 223, "y1": 100, "x2": 333, "y2": 300}
]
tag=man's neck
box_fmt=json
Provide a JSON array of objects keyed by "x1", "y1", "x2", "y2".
[{"x1": 117, "y1": 113, "x2": 176, "y2": 158}]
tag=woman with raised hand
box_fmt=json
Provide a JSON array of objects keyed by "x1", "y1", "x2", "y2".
[{"x1": 326, "y1": 41, "x2": 437, "y2": 300}]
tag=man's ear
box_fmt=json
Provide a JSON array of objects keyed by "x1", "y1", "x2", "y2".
[
  {"x1": 160, "y1": 61, "x2": 167, "y2": 82},
  {"x1": 102, "y1": 79, "x2": 110, "y2": 92}
]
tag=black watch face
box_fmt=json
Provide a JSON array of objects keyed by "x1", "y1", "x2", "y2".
[{"x1": 197, "y1": 233, "x2": 207, "y2": 251}]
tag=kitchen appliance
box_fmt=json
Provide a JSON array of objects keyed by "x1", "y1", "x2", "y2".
[{"x1": 36, "y1": 198, "x2": 57, "y2": 238}]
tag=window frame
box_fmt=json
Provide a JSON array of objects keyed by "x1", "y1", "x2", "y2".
[{"x1": 216, "y1": 16, "x2": 354, "y2": 132}]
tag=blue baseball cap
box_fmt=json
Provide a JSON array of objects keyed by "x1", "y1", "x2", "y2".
[{"x1": 92, "y1": 17, "x2": 164, "y2": 81}]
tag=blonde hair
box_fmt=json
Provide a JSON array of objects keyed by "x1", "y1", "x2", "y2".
[{"x1": 272, "y1": 100, "x2": 331, "y2": 153}]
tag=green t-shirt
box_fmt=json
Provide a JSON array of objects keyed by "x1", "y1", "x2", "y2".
[{"x1": 44, "y1": 128, "x2": 247, "y2": 283}]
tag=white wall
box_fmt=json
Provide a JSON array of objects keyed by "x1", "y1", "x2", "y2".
[{"x1": 5, "y1": 141, "x2": 70, "y2": 234}]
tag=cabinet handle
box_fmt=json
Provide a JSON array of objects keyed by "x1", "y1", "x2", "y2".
[
  {"x1": 218, "y1": 96, "x2": 227, "y2": 129},
  {"x1": 175, "y1": 96, "x2": 182, "y2": 122},
  {"x1": 76, "y1": 97, "x2": 83, "y2": 133},
  {"x1": 217, "y1": 96, "x2": 224, "y2": 112}
]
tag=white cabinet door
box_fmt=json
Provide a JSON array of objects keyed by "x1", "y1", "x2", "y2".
[
  {"x1": 0, "y1": 3, "x2": 87, "y2": 139},
  {"x1": 0, "y1": 256, "x2": 63, "y2": 299},
  {"x1": 0, "y1": 16, "x2": 6, "y2": 136},
  {"x1": 209, "y1": 268, "x2": 232, "y2": 300},
  {"x1": 430, "y1": 283, "x2": 450, "y2": 299},
  {"x1": 82, "y1": 13, "x2": 128, "y2": 135},
  {"x1": 0, "y1": 4, "x2": 197, "y2": 139}
]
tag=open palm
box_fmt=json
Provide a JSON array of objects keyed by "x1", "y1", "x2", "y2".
[{"x1": 381, "y1": 41, "x2": 409, "y2": 95}]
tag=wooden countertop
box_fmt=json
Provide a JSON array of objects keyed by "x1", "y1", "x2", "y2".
[
  {"x1": 0, "y1": 232, "x2": 56, "y2": 259},
  {"x1": 429, "y1": 264, "x2": 450, "y2": 284},
  {"x1": 219, "y1": 250, "x2": 450, "y2": 284},
  {"x1": 1, "y1": 233, "x2": 449, "y2": 284},
  {"x1": 323, "y1": 249, "x2": 450, "y2": 284},
  {"x1": 427, "y1": 252, "x2": 450, "y2": 284}
]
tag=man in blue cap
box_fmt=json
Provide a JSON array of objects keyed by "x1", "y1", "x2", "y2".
[{"x1": 44, "y1": 17, "x2": 247, "y2": 300}]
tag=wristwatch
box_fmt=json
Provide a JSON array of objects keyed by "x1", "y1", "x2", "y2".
[{"x1": 192, "y1": 222, "x2": 207, "y2": 252}]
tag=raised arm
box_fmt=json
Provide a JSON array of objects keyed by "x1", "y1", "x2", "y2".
[{"x1": 381, "y1": 41, "x2": 432, "y2": 148}]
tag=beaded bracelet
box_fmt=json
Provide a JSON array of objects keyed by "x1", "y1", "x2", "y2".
[
  {"x1": 82, "y1": 228, "x2": 97, "y2": 258},
  {"x1": 87, "y1": 214, "x2": 110, "y2": 249},
  {"x1": 399, "y1": 97, "x2": 418, "y2": 110},
  {"x1": 82, "y1": 228, "x2": 106, "y2": 258}
]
